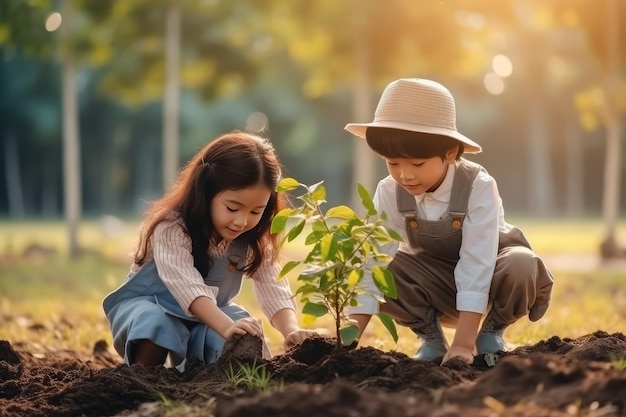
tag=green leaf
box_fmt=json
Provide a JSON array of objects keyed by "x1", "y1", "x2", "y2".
[
  {"x1": 310, "y1": 184, "x2": 327, "y2": 203},
  {"x1": 320, "y1": 234, "x2": 339, "y2": 262},
  {"x1": 295, "y1": 283, "x2": 319, "y2": 297},
  {"x1": 339, "y1": 324, "x2": 360, "y2": 346},
  {"x1": 311, "y1": 219, "x2": 327, "y2": 232},
  {"x1": 302, "y1": 302, "x2": 328, "y2": 317},
  {"x1": 287, "y1": 219, "x2": 306, "y2": 242},
  {"x1": 299, "y1": 263, "x2": 334, "y2": 279},
  {"x1": 357, "y1": 183, "x2": 377, "y2": 216},
  {"x1": 386, "y1": 227, "x2": 404, "y2": 242},
  {"x1": 276, "y1": 178, "x2": 301, "y2": 192},
  {"x1": 347, "y1": 269, "x2": 362, "y2": 287},
  {"x1": 278, "y1": 261, "x2": 301, "y2": 279},
  {"x1": 301, "y1": 314, "x2": 317, "y2": 326},
  {"x1": 370, "y1": 228, "x2": 396, "y2": 244},
  {"x1": 372, "y1": 253, "x2": 393, "y2": 264},
  {"x1": 376, "y1": 313, "x2": 398, "y2": 344},
  {"x1": 319, "y1": 272, "x2": 331, "y2": 291},
  {"x1": 305, "y1": 230, "x2": 328, "y2": 245},
  {"x1": 308, "y1": 180, "x2": 325, "y2": 193},
  {"x1": 372, "y1": 266, "x2": 397, "y2": 298},
  {"x1": 326, "y1": 205, "x2": 357, "y2": 220},
  {"x1": 271, "y1": 212, "x2": 289, "y2": 234}
]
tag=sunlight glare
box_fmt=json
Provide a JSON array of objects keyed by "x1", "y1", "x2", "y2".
[
  {"x1": 45, "y1": 12, "x2": 62, "y2": 32},
  {"x1": 492, "y1": 54, "x2": 513, "y2": 78},
  {"x1": 455, "y1": 10, "x2": 485, "y2": 30},
  {"x1": 246, "y1": 112, "x2": 269, "y2": 133},
  {"x1": 484, "y1": 72, "x2": 505, "y2": 95}
]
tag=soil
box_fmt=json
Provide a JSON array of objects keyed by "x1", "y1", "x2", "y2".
[{"x1": 1, "y1": 331, "x2": 626, "y2": 417}]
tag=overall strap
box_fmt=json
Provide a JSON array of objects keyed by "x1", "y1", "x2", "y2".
[
  {"x1": 227, "y1": 238, "x2": 248, "y2": 271},
  {"x1": 396, "y1": 183, "x2": 419, "y2": 230},
  {"x1": 448, "y1": 159, "x2": 481, "y2": 229},
  {"x1": 396, "y1": 183, "x2": 417, "y2": 215}
]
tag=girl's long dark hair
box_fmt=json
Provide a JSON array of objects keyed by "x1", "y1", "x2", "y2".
[{"x1": 134, "y1": 131, "x2": 288, "y2": 277}]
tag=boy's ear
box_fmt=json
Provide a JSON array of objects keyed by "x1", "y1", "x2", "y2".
[{"x1": 445, "y1": 145, "x2": 459, "y2": 163}]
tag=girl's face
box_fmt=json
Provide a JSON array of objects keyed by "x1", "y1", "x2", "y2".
[
  {"x1": 210, "y1": 183, "x2": 272, "y2": 242},
  {"x1": 386, "y1": 147, "x2": 457, "y2": 196}
]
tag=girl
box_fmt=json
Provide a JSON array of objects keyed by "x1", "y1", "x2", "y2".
[
  {"x1": 103, "y1": 131, "x2": 315, "y2": 368},
  {"x1": 344, "y1": 78, "x2": 554, "y2": 364}
]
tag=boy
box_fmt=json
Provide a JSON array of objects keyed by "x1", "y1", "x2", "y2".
[{"x1": 345, "y1": 78, "x2": 554, "y2": 364}]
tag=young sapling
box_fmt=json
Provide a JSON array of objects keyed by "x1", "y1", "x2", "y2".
[{"x1": 271, "y1": 178, "x2": 402, "y2": 349}]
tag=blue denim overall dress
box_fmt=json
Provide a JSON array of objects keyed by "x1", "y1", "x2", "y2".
[
  {"x1": 381, "y1": 159, "x2": 554, "y2": 331},
  {"x1": 102, "y1": 239, "x2": 251, "y2": 367}
]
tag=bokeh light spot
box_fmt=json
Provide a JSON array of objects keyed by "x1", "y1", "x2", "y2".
[
  {"x1": 492, "y1": 54, "x2": 513, "y2": 78},
  {"x1": 45, "y1": 12, "x2": 62, "y2": 32},
  {"x1": 246, "y1": 112, "x2": 269, "y2": 133},
  {"x1": 484, "y1": 72, "x2": 505, "y2": 95}
]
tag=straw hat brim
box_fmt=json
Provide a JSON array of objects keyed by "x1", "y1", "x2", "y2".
[{"x1": 344, "y1": 121, "x2": 482, "y2": 154}]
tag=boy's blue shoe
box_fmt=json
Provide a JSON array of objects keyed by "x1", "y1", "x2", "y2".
[
  {"x1": 476, "y1": 314, "x2": 509, "y2": 355},
  {"x1": 414, "y1": 338, "x2": 449, "y2": 361},
  {"x1": 411, "y1": 310, "x2": 449, "y2": 361},
  {"x1": 476, "y1": 331, "x2": 507, "y2": 354}
]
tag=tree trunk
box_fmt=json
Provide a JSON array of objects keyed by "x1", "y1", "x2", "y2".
[
  {"x1": 351, "y1": 3, "x2": 376, "y2": 210},
  {"x1": 61, "y1": 0, "x2": 81, "y2": 258},
  {"x1": 4, "y1": 130, "x2": 25, "y2": 218},
  {"x1": 527, "y1": 96, "x2": 556, "y2": 217},
  {"x1": 564, "y1": 107, "x2": 584, "y2": 217},
  {"x1": 599, "y1": 0, "x2": 623, "y2": 259},
  {"x1": 163, "y1": 0, "x2": 181, "y2": 191}
]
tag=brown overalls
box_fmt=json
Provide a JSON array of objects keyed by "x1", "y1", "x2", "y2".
[{"x1": 380, "y1": 159, "x2": 554, "y2": 332}]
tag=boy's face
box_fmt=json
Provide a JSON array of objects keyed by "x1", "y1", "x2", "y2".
[{"x1": 385, "y1": 147, "x2": 457, "y2": 196}]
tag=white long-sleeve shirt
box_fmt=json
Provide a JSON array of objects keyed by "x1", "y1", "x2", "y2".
[
  {"x1": 350, "y1": 162, "x2": 516, "y2": 316},
  {"x1": 128, "y1": 215, "x2": 297, "y2": 320}
]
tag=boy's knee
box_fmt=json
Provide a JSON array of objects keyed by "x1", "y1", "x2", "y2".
[{"x1": 502, "y1": 246, "x2": 536, "y2": 272}]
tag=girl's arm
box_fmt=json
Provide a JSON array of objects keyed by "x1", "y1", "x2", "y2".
[
  {"x1": 152, "y1": 218, "x2": 221, "y2": 314},
  {"x1": 252, "y1": 251, "x2": 321, "y2": 349},
  {"x1": 190, "y1": 296, "x2": 263, "y2": 339},
  {"x1": 270, "y1": 308, "x2": 319, "y2": 349}
]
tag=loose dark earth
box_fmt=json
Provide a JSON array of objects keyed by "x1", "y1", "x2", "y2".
[{"x1": 1, "y1": 331, "x2": 626, "y2": 417}]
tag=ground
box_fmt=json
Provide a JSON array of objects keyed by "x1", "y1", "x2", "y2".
[{"x1": 1, "y1": 331, "x2": 626, "y2": 417}]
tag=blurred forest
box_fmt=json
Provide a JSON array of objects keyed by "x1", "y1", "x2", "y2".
[{"x1": 0, "y1": 0, "x2": 624, "y2": 255}]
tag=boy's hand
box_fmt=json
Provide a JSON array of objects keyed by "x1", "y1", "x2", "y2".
[
  {"x1": 441, "y1": 345, "x2": 474, "y2": 364},
  {"x1": 443, "y1": 310, "x2": 480, "y2": 364}
]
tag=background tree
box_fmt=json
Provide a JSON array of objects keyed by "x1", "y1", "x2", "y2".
[
  {"x1": 548, "y1": 0, "x2": 625, "y2": 257},
  {"x1": 261, "y1": 0, "x2": 516, "y2": 204},
  {"x1": 0, "y1": 0, "x2": 623, "y2": 261}
]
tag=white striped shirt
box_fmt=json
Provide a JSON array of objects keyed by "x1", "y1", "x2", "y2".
[{"x1": 128, "y1": 215, "x2": 297, "y2": 320}]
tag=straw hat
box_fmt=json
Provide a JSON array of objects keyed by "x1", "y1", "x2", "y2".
[{"x1": 344, "y1": 78, "x2": 482, "y2": 154}]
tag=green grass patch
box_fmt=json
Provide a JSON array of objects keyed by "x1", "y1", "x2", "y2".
[{"x1": 1, "y1": 218, "x2": 625, "y2": 358}]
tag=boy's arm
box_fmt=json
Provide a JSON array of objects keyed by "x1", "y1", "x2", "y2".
[
  {"x1": 348, "y1": 313, "x2": 373, "y2": 338},
  {"x1": 443, "y1": 310, "x2": 481, "y2": 363}
]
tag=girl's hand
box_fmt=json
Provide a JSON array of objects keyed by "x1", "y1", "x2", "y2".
[
  {"x1": 284, "y1": 329, "x2": 320, "y2": 350},
  {"x1": 441, "y1": 345, "x2": 474, "y2": 365},
  {"x1": 224, "y1": 317, "x2": 264, "y2": 339}
]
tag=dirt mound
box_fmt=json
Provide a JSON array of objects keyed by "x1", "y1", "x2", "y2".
[{"x1": 1, "y1": 331, "x2": 625, "y2": 417}]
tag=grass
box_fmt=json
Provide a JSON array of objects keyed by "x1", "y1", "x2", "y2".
[
  {"x1": 226, "y1": 360, "x2": 280, "y2": 391},
  {"x1": 0, "y1": 217, "x2": 625, "y2": 358}
]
